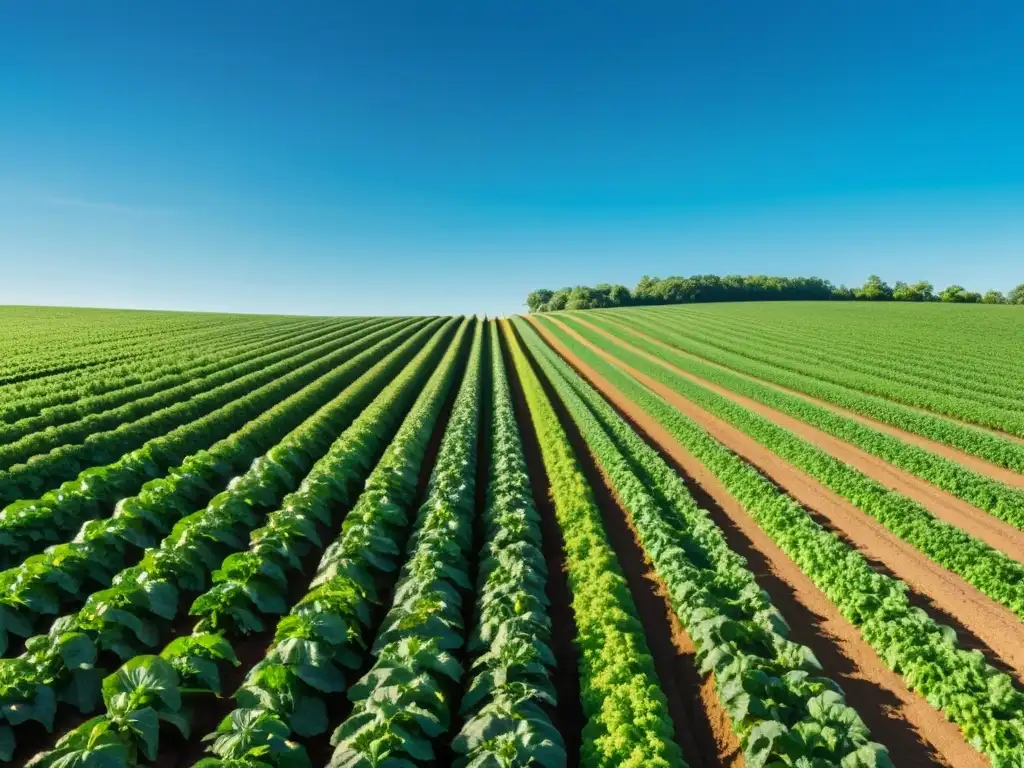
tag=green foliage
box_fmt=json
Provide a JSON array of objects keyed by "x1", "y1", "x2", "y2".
[
  {"x1": 555, "y1": 315, "x2": 1024, "y2": 622},
  {"x1": 535, "y1": 315, "x2": 1024, "y2": 765},
  {"x1": 0, "y1": 317, "x2": 425, "y2": 565},
  {"x1": 585, "y1": 306, "x2": 1024, "y2": 463},
  {"x1": 891, "y1": 280, "x2": 934, "y2": 301},
  {"x1": 574, "y1": 312, "x2": 1024, "y2": 530},
  {"x1": 194, "y1": 321, "x2": 475, "y2": 767},
  {"x1": 517, "y1": 318, "x2": 889, "y2": 766},
  {"x1": 854, "y1": 274, "x2": 892, "y2": 301},
  {"x1": 504, "y1": 323, "x2": 684, "y2": 768},
  {"x1": 939, "y1": 285, "x2": 982, "y2": 303},
  {"x1": 528, "y1": 273, "x2": 1022, "y2": 311},
  {"x1": 330, "y1": 321, "x2": 484, "y2": 766},
  {"x1": 0, "y1": 321, "x2": 450, "y2": 762},
  {"x1": 451, "y1": 321, "x2": 565, "y2": 767}
]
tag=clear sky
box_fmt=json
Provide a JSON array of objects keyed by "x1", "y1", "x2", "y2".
[{"x1": 1, "y1": 1, "x2": 1022, "y2": 316}]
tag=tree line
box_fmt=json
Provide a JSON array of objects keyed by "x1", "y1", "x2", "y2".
[{"x1": 526, "y1": 274, "x2": 1024, "y2": 312}]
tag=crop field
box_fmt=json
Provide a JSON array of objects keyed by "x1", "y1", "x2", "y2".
[{"x1": 1, "y1": 302, "x2": 1024, "y2": 768}]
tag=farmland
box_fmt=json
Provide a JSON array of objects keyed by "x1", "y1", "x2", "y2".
[{"x1": 1, "y1": 303, "x2": 1024, "y2": 768}]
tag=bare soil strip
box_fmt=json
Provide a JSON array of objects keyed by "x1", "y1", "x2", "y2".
[
  {"x1": 515, "y1": 324, "x2": 740, "y2": 768},
  {"x1": 527, "y1": 315, "x2": 1000, "y2": 768},
  {"x1": 541, "y1": 316, "x2": 1024, "y2": 682},
  {"x1": 572, "y1": 316, "x2": 1024, "y2": 563},
  {"x1": 633, "y1": 312, "x2": 1024, "y2": 449},
  {"x1": 500, "y1": 323, "x2": 585, "y2": 767},
  {"x1": 590, "y1": 314, "x2": 1024, "y2": 485}
]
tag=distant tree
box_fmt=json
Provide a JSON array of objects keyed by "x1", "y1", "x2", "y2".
[
  {"x1": 525, "y1": 289, "x2": 554, "y2": 313},
  {"x1": 892, "y1": 280, "x2": 935, "y2": 301},
  {"x1": 1009, "y1": 283, "x2": 1024, "y2": 305},
  {"x1": 912, "y1": 281, "x2": 936, "y2": 301},
  {"x1": 939, "y1": 285, "x2": 981, "y2": 303},
  {"x1": 633, "y1": 275, "x2": 660, "y2": 304},
  {"x1": 546, "y1": 288, "x2": 571, "y2": 312},
  {"x1": 592, "y1": 283, "x2": 632, "y2": 307},
  {"x1": 565, "y1": 286, "x2": 606, "y2": 310},
  {"x1": 526, "y1": 272, "x2": 979, "y2": 311},
  {"x1": 982, "y1": 290, "x2": 1006, "y2": 305},
  {"x1": 607, "y1": 284, "x2": 632, "y2": 306},
  {"x1": 856, "y1": 274, "x2": 893, "y2": 301}
]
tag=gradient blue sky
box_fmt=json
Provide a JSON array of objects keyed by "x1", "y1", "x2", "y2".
[{"x1": 2, "y1": 1, "x2": 1022, "y2": 316}]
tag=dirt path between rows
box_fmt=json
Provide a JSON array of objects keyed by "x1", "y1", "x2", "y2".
[
  {"x1": 525, "y1": 315, "x2": 1001, "y2": 767},
  {"x1": 569, "y1": 315, "x2": 1024, "y2": 564},
  {"x1": 589, "y1": 314, "x2": 1024, "y2": 485},
  {"x1": 514, "y1": 325, "x2": 740, "y2": 767},
  {"x1": 500, "y1": 321, "x2": 585, "y2": 766},
  {"x1": 538, "y1": 316, "x2": 1024, "y2": 682},
  {"x1": 632, "y1": 312, "x2": 1024, "y2": 449}
]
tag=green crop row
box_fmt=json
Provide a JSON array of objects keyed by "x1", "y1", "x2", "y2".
[
  {"x1": 22, "y1": 319, "x2": 467, "y2": 768},
  {"x1": 0, "y1": 321, "x2": 452, "y2": 763},
  {"x1": 581, "y1": 311, "x2": 1024, "y2": 472},
  {"x1": 196, "y1": 318, "x2": 471, "y2": 768},
  {"x1": 548, "y1": 315, "x2": 1024, "y2": 621},
  {"x1": 0, "y1": 316, "x2": 307, "y2": 423},
  {"x1": 648, "y1": 305, "x2": 1024, "y2": 403},
  {"x1": 516, "y1": 317, "x2": 891, "y2": 766},
  {"x1": 449, "y1": 320, "x2": 564, "y2": 767},
  {"x1": 0, "y1": 318, "x2": 426, "y2": 565},
  {"x1": 0, "y1": 317, "x2": 375, "y2": 464},
  {"x1": 0, "y1": 315, "x2": 314, "y2": 420},
  {"x1": 504, "y1": 322, "x2": 684, "y2": 768},
  {"x1": 534, "y1": 318, "x2": 1024, "y2": 765},
  {"x1": 0, "y1": 320, "x2": 445, "y2": 656},
  {"x1": 572, "y1": 314, "x2": 1024, "y2": 530},
  {"x1": 647, "y1": 302, "x2": 1024, "y2": 390},
  {"x1": 328, "y1": 319, "x2": 485, "y2": 767},
  {"x1": 0, "y1": 318, "x2": 410, "y2": 510},
  {"x1": 0, "y1": 316, "x2": 335, "y2": 426},
  {"x1": 0, "y1": 315, "x2": 256, "y2": 395},
  {"x1": 637, "y1": 306, "x2": 1024, "y2": 410},
  {"x1": 635, "y1": 303, "x2": 1024, "y2": 411}
]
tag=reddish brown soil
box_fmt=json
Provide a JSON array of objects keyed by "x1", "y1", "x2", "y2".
[
  {"x1": 499, "y1": 321, "x2": 585, "y2": 767},
  {"x1": 527, "y1": 315, "x2": 989, "y2": 768},
  {"x1": 571, "y1": 316, "x2": 1024, "y2": 562},
  {"x1": 590, "y1": 315, "x2": 1024, "y2": 484},
  {"x1": 543, "y1": 316, "x2": 1024, "y2": 681},
  {"x1": 513, "y1": 324, "x2": 740, "y2": 767}
]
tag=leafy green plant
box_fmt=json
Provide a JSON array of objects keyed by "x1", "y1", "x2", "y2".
[
  {"x1": 0, "y1": 317, "x2": 422, "y2": 566},
  {"x1": 191, "y1": 321, "x2": 475, "y2": 766},
  {"x1": 504, "y1": 322, "x2": 683, "y2": 768},
  {"x1": 531, "y1": 315, "x2": 1024, "y2": 764},
  {"x1": 449, "y1": 321, "x2": 564, "y2": 768},
  {"x1": 29, "y1": 656, "x2": 188, "y2": 767},
  {"x1": 0, "y1": 322, "x2": 450, "y2": 761},
  {"x1": 552, "y1": 315, "x2": 1024, "y2": 621},
  {"x1": 328, "y1": 321, "x2": 484, "y2": 766},
  {"x1": 519, "y1": 317, "x2": 888, "y2": 766},
  {"x1": 581, "y1": 308, "x2": 1024, "y2": 472}
]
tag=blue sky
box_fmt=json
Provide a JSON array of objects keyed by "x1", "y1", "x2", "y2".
[{"x1": 1, "y1": 1, "x2": 1022, "y2": 316}]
